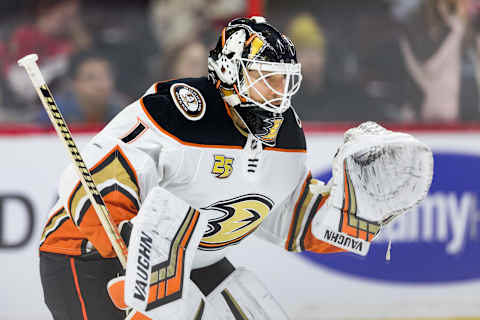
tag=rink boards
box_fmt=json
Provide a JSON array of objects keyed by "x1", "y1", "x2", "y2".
[{"x1": 0, "y1": 126, "x2": 479, "y2": 319}]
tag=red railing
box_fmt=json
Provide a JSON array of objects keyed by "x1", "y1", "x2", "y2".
[{"x1": 1, "y1": 122, "x2": 480, "y2": 136}]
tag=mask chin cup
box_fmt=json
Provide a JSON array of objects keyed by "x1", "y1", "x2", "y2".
[{"x1": 235, "y1": 106, "x2": 284, "y2": 147}]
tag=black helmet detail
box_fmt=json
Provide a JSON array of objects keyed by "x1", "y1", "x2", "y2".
[{"x1": 208, "y1": 16, "x2": 302, "y2": 146}]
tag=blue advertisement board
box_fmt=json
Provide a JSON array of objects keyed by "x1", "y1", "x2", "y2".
[{"x1": 303, "y1": 152, "x2": 480, "y2": 283}]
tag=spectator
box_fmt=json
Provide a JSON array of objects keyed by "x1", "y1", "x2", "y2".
[
  {"x1": 0, "y1": 42, "x2": 7, "y2": 122},
  {"x1": 81, "y1": 1, "x2": 157, "y2": 100},
  {"x1": 400, "y1": 0, "x2": 469, "y2": 122},
  {"x1": 146, "y1": 0, "x2": 243, "y2": 86},
  {"x1": 37, "y1": 51, "x2": 126, "y2": 125},
  {"x1": 149, "y1": 0, "x2": 245, "y2": 53},
  {"x1": 3, "y1": 0, "x2": 91, "y2": 115},
  {"x1": 464, "y1": 0, "x2": 480, "y2": 120},
  {"x1": 165, "y1": 40, "x2": 208, "y2": 79},
  {"x1": 286, "y1": 7, "x2": 404, "y2": 123},
  {"x1": 286, "y1": 13, "x2": 327, "y2": 120}
]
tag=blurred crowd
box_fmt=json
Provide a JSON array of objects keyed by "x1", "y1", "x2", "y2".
[{"x1": 0, "y1": 0, "x2": 480, "y2": 125}]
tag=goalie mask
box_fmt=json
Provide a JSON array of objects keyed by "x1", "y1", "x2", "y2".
[{"x1": 208, "y1": 16, "x2": 302, "y2": 146}]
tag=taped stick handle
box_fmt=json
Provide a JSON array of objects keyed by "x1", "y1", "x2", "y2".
[
  {"x1": 18, "y1": 54, "x2": 45, "y2": 87},
  {"x1": 18, "y1": 54, "x2": 128, "y2": 269}
]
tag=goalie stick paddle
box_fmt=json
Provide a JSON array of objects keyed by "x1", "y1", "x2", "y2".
[{"x1": 18, "y1": 54, "x2": 128, "y2": 269}]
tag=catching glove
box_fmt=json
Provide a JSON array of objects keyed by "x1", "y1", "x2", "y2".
[{"x1": 312, "y1": 122, "x2": 433, "y2": 255}]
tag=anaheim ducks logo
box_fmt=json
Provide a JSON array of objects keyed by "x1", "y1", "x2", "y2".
[
  {"x1": 170, "y1": 83, "x2": 206, "y2": 121},
  {"x1": 199, "y1": 194, "x2": 274, "y2": 250},
  {"x1": 257, "y1": 117, "x2": 283, "y2": 144}
]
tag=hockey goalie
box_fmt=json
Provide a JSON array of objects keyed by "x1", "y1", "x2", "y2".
[{"x1": 37, "y1": 17, "x2": 433, "y2": 320}]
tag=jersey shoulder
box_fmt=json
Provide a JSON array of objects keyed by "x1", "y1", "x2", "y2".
[{"x1": 141, "y1": 77, "x2": 246, "y2": 147}]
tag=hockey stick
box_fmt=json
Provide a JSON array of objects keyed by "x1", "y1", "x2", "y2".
[{"x1": 18, "y1": 54, "x2": 128, "y2": 269}]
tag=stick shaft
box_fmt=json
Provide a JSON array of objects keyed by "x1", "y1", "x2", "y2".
[{"x1": 18, "y1": 54, "x2": 128, "y2": 268}]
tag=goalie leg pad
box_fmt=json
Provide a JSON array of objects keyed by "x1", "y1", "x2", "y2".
[
  {"x1": 124, "y1": 187, "x2": 208, "y2": 315},
  {"x1": 207, "y1": 268, "x2": 290, "y2": 320},
  {"x1": 183, "y1": 280, "x2": 221, "y2": 320},
  {"x1": 125, "y1": 279, "x2": 220, "y2": 320}
]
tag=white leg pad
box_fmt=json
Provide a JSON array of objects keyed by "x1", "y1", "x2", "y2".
[
  {"x1": 206, "y1": 268, "x2": 290, "y2": 320},
  {"x1": 184, "y1": 280, "x2": 221, "y2": 320},
  {"x1": 127, "y1": 279, "x2": 220, "y2": 320}
]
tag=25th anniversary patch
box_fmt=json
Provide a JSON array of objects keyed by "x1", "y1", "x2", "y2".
[{"x1": 170, "y1": 83, "x2": 206, "y2": 121}]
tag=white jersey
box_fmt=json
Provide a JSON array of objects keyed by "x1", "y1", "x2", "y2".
[{"x1": 40, "y1": 77, "x2": 339, "y2": 268}]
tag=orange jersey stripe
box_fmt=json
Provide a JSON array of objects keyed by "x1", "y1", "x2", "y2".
[
  {"x1": 140, "y1": 98, "x2": 242, "y2": 150},
  {"x1": 300, "y1": 195, "x2": 345, "y2": 254},
  {"x1": 154, "y1": 79, "x2": 177, "y2": 92},
  {"x1": 67, "y1": 145, "x2": 139, "y2": 221},
  {"x1": 285, "y1": 173, "x2": 311, "y2": 251},
  {"x1": 76, "y1": 190, "x2": 138, "y2": 258},
  {"x1": 70, "y1": 258, "x2": 89, "y2": 320},
  {"x1": 55, "y1": 144, "x2": 141, "y2": 257},
  {"x1": 41, "y1": 192, "x2": 138, "y2": 257},
  {"x1": 40, "y1": 208, "x2": 86, "y2": 256},
  {"x1": 264, "y1": 146, "x2": 306, "y2": 153}
]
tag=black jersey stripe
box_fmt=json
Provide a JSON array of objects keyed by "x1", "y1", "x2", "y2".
[
  {"x1": 140, "y1": 77, "x2": 306, "y2": 150},
  {"x1": 121, "y1": 122, "x2": 146, "y2": 143}
]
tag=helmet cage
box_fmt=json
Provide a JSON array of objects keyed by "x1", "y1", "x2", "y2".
[
  {"x1": 207, "y1": 17, "x2": 303, "y2": 146},
  {"x1": 237, "y1": 58, "x2": 302, "y2": 113}
]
